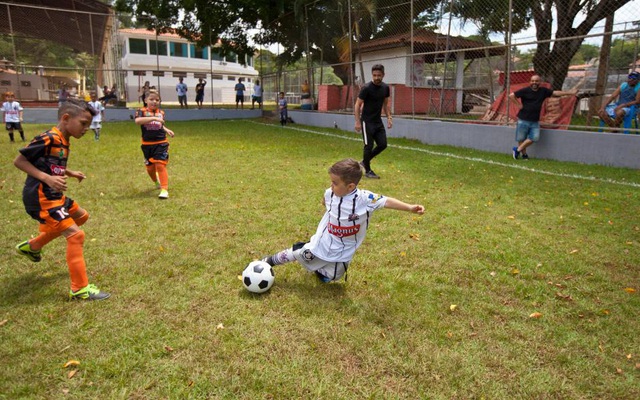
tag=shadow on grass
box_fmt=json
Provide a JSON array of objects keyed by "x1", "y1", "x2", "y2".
[{"x1": 0, "y1": 269, "x2": 68, "y2": 306}]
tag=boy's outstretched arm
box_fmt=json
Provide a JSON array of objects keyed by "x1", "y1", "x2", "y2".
[{"x1": 383, "y1": 197, "x2": 425, "y2": 215}]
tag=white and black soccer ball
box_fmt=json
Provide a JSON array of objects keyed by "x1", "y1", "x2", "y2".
[{"x1": 242, "y1": 261, "x2": 275, "y2": 293}]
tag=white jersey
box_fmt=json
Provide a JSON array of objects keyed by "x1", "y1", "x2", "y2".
[
  {"x1": 307, "y1": 187, "x2": 387, "y2": 262},
  {"x1": 89, "y1": 101, "x2": 104, "y2": 123},
  {"x1": 2, "y1": 101, "x2": 23, "y2": 123}
]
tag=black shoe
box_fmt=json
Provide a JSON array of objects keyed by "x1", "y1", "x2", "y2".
[
  {"x1": 522, "y1": 154, "x2": 529, "y2": 160},
  {"x1": 365, "y1": 170, "x2": 380, "y2": 179}
]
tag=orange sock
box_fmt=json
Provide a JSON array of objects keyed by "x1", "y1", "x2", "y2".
[
  {"x1": 66, "y1": 230, "x2": 89, "y2": 292},
  {"x1": 29, "y1": 231, "x2": 59, "y2": 251},
  {"x1": 156, "y1": 163, "x2": 169, "y2": 190},
  {"x1": 146, "y1": 164, "x2": 157, "y2": 183}
]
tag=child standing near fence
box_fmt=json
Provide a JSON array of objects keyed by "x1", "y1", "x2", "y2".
[
  {"x1": 278, "y1": 92, "x2": 288, "y2": 126},
  {"x1": 88, "y1": 92, "x2": 105, "y2": 141},
  {"x1": 3, "y1": 91, "x2": 25, "y2": 142},
  {"x1": 134, "y1": 90, "x2": 175, "y2": 199}
]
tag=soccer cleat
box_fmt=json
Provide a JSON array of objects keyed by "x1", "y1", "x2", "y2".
[
  {"x1": 15, "y1": 240, "x2": 42, "y2": 262},
  {"x1": 365, "y1": 170, "x2": 380, "y2": 179},
  {"x1": 69, "y1": 283, "x2": 111, "y2": 301},
  {"x1": 158, "y1": 189, "x2": 169, "y2": 199},
  {"x1": 512, "y1": 146, "x2": 520, "y2": 160},
  {"x1": 521, "y1": 154, "x2": 529, "y2": 160},
  {"x1": 315, "y1": 271, "x2": 332, "y2": 283}
]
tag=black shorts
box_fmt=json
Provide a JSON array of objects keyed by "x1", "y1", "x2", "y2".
[
  {"x1": 196, "y1": 93, "x2": 204, "y2": 102},
  {"x1": 236, "y1": 95, "x2": 244, "y2": 103},
  {"x1": 142, "y1": 142, "x2": 170, "y2": 165},
  {"x1": 6, "y1": 122, "x2": 21, "y2": 130}
]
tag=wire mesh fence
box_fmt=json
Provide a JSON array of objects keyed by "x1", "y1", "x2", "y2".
[{"x1": 1, "y1": 0, "x2": 640, "y2": 132}]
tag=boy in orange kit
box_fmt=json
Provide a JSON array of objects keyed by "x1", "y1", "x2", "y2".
[{"x1": 14, "y1": 99, "x2": 110, "y2": 300}]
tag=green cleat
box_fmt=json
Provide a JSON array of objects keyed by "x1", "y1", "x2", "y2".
[
  {"x1": 69, "y1": 283, "x2": 111, "y2": 301},
  {"x1": 15, "y1": 240, "x2": 42, "y2": 262}
]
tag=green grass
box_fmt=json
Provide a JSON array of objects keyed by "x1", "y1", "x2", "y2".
[{"x1": 0, "y1": 119, "x2": 639, "y2": 399}]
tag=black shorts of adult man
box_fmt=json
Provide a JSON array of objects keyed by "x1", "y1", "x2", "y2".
[{"x1": 354, "y1": 64, "x2": 392, "y2": 179}]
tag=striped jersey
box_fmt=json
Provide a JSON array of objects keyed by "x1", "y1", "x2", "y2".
[
  {"x1": 135, "y1": 107, "x2": 167, "y2": 144},
  {"x1": 19, "y1": 127, "x2": 69, "y2": 211},
  {"x1": 307, "y1": 187, "x2": 387, "y2": 262},
  {"x1": 2, "y1": 101, "x2": 23, "y2": 123}
]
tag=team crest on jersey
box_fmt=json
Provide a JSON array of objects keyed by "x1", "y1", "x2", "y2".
[
  {"x1": 368, "y1": 193, "x2": 382, "y2": 203},
  {"x1": 348, "y1": 213, "x2": 359, "y2": 222},
  {"x1": 301, "y1": 249, "x2": 315, "y2": 261},
  {"x1": 50, "y1": 164, "x2": 66, "y2": 176},
  {"x1": 328, "y1": 223, "x2": 360, "y2": 238}
]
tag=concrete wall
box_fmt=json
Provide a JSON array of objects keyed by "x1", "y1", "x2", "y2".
[
  {"x1": 289, "y1": 111, "x2": 640, "y2": 170},
  {"x1": 22, "y1": 107, "x2": 640, "y2": 169}
]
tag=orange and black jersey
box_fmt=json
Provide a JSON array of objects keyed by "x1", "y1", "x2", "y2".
[
  {"x1": 19, "y1": 127, "x2": 69, "y2": 211},
  {"x1": 135, "y1": 107, "x2": 168, "y2": 144}
]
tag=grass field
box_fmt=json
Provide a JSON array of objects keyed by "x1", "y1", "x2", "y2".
[{"x1": 0, "y1": 119, "x2": 638, "y2": 399}]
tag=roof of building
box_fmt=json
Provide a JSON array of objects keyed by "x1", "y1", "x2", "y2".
[
  {"x1": 119, "y1": 28, "x2": 183, "y2": 39},
  {"x1": 358, "y1": 29, "x2": 505, "y2": 61},
  {"x1": 0, "y1": 0, "x2": 112, "y2": 55}
]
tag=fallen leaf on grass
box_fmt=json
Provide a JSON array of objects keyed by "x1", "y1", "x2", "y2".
[
  {"x1": 67, "y1": 370, "x2": 78, "y2": 379},
  {"x1": 626, "y1": 354, "x2": 632, "y2": 359},
  {"x1": 569, "y1": 249, "x2": 579, "y2": 254},
  {"x1": 409, "y1": 233, "x2": 420, "y2": 241},
  {"x1": 0, "y1": 319, "x2": 7, "y2": 327},
  {"x1": 507, "y1": 215, "x2": 515, "y2": 220},
  {"x1": 164, "y1": 346, "x2": 173, "y2": 352},
  {"x1": 511, "y1": 268, "x2": 519, "y2": 275},
  {"x1": 602, "y1": 309, "x2": 610, "y2": 315},
  {"x1": 623, "y1": 288, "x2": 636, "y2": 293},
  {"x1": 616, "y1": 368, "x2": 623, "y2": 374},
  {"x1": 449, "y1": 304, "x2": 458, "y2": 312},
  {"x1": 636, "y1": 363, "x2": 640, "y2": 370},
  {"x1": 399, "y1": 251, "x2": 406, "y2": 257},
  {"x1": 237, "y1": 275, "x2": 242, "y2": 281},
  {"x1": 216, "y1": 323, "x2": 224, "y2": 330},
  {"x1": 555, "y1": 292, "x2": 573, "y2": 301},
  {"x1": 529, "y1": 312, "x2": 543, "y2": 319},
  {"x1": 63, "y1": 360, "x2": 80, "y2": 368}
]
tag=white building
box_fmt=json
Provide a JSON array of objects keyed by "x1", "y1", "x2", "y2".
[{"x1": 119, "y1": 28, "x2": 259, "y2": 105}]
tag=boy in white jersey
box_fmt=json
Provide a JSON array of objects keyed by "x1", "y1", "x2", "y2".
[
  {"x1": 3, "y1": 92, "x2": 25, "y2": 142},
  {"x1": 262, "y1": 158, "x2": 424, "y2": 282},
  {"x1": 88, "y1": 92, "x2": 105, "y2": 140}
]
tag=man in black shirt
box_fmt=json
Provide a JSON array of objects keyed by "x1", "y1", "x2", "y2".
[
  {"x1": 354, "y1": 64, "x2": 392, "y2": 178},
  {"x1": 509, "y1": 75, "x2": 577, "y2": 159}
]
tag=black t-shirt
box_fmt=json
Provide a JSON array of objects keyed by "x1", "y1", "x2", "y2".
[
  {"x1": 358, "y1": 81, "x2": 390, "y2": 123},
  {"x1": 514, "y1": 86, "x2": 553, "y2": 122}
]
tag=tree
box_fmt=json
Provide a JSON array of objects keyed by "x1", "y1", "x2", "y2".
[{"x1": 531, "y1": 0, "x2": 633, "y2": 89}]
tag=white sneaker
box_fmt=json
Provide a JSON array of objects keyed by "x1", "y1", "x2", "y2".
[{"x1": 158, "y1": 189, "x2": 169, "y2": 199}]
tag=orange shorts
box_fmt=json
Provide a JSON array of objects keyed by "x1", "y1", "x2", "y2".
[{"x1": 27, "y1": 196, "x2": 80, "y2": 233}]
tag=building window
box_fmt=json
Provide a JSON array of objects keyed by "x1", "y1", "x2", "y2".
[
  {"x1": 149, "y1": 40, "x2": 167, "y2": 56},
  {"x1": 247, "y1": 55, "x2": 253, "y2": 67},
  {"x1": 133, "y1": 70, "x2": 146, "y2": 76},
  {"x1": 0, "y1": 80, "x2": 10, "y2": 86},
  {"x1": 21, "y1": 81, "x2": 31, "y2": 87},
  {"x1": 152, "y1": 71, "x2": 165, "y2": 77},
  {"x1": 194, "y1": 73, "x2": 207, "y2": 79},
  {"x1": 226, "y1": 52, "x2": 237, "y2": 63},
  {"x1": 211, "y1": 48, "x2": 223, "y2": 61},
  {"x1": 170, "y1": 42, "x2": 188, "y2": 57},
  {"x1": 129, "y1": 38, "x2": 147, "y2": 54},
  {"x1": 172, "y1": 71, "x2": 187, "y2": 78},
  {"x1": 190, "y1": 45, "x2": 208, "y2": 60},
  {"x1": 211, "y1": 74, "x2": 223, "y2": 80},
  {"x1": 228, "y1": 76, "x2": 236, "y2": 81}
]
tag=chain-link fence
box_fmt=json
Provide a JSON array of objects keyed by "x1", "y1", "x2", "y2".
[
  {"x1": 259, "y1": 0, "x2": 640, "y2": 132},
  {"x1": 1, "y1": 1, "x2": 640, "y2": 131}
]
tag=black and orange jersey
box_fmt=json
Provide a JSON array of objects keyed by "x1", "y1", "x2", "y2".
[
  {"x1": 19, "y1": 127, "x2": 69, "y2": 212},
  {"x1": 135, "y1": 107, "x2": 168, "y2": 144}
]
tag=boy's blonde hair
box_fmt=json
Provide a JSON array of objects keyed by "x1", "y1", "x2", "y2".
[
  {"x1": 329, "y1": 158, "x2": 363, "y2": 186},
  {"x1": 4, "y1": 91, "x2": 14, "y2": 98},
  {"x1": 58, "y1": 98, "x2": 97, "y2": 119},
  {"x1": 146, "y1": 89, "x2": 161, "y2": 100}
]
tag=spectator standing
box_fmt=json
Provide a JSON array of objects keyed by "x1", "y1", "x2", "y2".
[
  {"x1": 2, "y1": 91, "x2": 25, "y2": 142},
  {"x1": 354, "y1": 64, "x2": 392, "y2": 179},
  {"x1": 252, "y1": 80, "x2": 263, "y2": 109},
  {"x1": 509, "y1": 75, "x2": 577, "y2": 159},
  {"x1": 278, "y1": 91, "x2": 288, "y2": 126},
  {"x1": 235, "y1": 78, "x2": 246, "y2": 109},
  {"x1": 195, "y1": 78, "x2": 207, "y2": 109},
  {"x1": 176, "y1": 77, "x2": 188, "y2": 109}
]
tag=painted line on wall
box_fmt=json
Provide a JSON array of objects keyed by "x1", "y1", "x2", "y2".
[{"x1": 251, "y1": 121, "x2": 640, "y2": 189}]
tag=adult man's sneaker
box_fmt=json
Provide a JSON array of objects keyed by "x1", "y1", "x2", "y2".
[
  {"x1": 69, "y1": 283, "x2": 111, "y2": 301},
  {"x1": 365, "y1": 170, "x2": 380, "y2": 179},
  {"x1": 15, "y1": 240, "x2": 42, "y2": 262},
  {"x1": 158, "y1": 189, "x2": 169, "y2": 199},
  {"x1": 522, "y1": 154, "x2": 529, "y2": 160},
  {"x1": 512, "y1": 146, "x2": 520, "y2": 160}
]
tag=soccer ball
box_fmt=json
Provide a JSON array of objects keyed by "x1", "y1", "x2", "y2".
[{"x1": 242, "y1": 261, "x2": 275, "y2": 293}]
